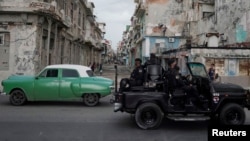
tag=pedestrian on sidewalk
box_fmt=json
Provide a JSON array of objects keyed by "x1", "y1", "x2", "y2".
[
  {"x1": 208, "y1": 63, "x2": 215, "y2": 81},
  {"x1": 99, "y1": 63, "x2": 103, "y2": 76},
  {"x1": 91, "y1": 62, "x2": 96, "y2": 72}
]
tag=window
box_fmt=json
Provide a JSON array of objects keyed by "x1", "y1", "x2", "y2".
[
  {"x1": 78, "y1": 9, "x2": 81, "y2": 26},
  {"x1": 0, "y1": 34, "x2": 4, "y2": 45},
  {"x1": 215, "y1": 59, "x2": 225, "y2": 76},
  {"x1": 206, "y1": 58, "x2": 225, "y2": 76},
  {"x1": 168, "y1": 38, "x2": 175, "y2": 43},
  {"x1": 86, "y1": 70, "x2": 94, "y2": 77},
  {"x1": 63, "y1": 0, "x2": 67, "y2": 14},
  {"x1": 239, "y1": 59, "x2": 250, "y2": 76},
  {"x1": 62, "y1": 69, "x2": 79, "y2": 77},
  {"x1": 70, "y1": 2, "x2": 74, "y2": 22},
  {"x1": 46, "y1": 69, "x2": 58, "y2": 77},
  {"x1": 39, "y1": 69, "x2": 58, "y2": 78},
  {"x1": 203, "y1": 12, "x2": 214, "y2": 19},
  {"x1": 82, "y1": 14, "x2": 85, "y2": 29}
]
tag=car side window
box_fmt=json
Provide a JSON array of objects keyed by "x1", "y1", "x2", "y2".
[
  {"x1": 86, "y1": 70, "x2": 94, "y2": 77},
  {"x1": 46, "y1": 69, "x2": 58, "y2": 77},
  {"x1": 39, "y1": 69, "x2": 58, "y2": 78},
  {"x1": 62, "y1": 69, "x2": 79, "y2": 77}
]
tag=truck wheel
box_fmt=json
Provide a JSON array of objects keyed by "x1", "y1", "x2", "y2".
[
  {"x1": 219, "y1": 103, "x2": 245, "y2": 125},
  {"x1": 135, "y1": 103, "x2": 164, "y2": 130},
  {"x1": 83, "y1": 93, "x2": 99, "y2": 106},
  {"x1": 9, "y1": 90, "x2": 27, "y2": 106}
]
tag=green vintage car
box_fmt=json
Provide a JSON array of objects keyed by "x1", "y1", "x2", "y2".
[{"x1": 1, "y1": 64, "x2": 114, "y2": 106}]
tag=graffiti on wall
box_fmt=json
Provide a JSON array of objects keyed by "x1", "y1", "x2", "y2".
[
  {"x1": 14, "y1": 26, "x2": 38, "y2": 75},
  {"x1": 236, "y1": 25, "x2": 247, "y2": 42},
  {"x1": 16, "y1": 57, "x2": 34, "y2": 73},
  {"x1": 235, "y1": 10, "x2": 250, "y2": 43}
]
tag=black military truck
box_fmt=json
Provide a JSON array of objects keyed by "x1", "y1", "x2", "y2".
[{"x1": 111, "y1": 62, "x2": 250, "y2": 129}]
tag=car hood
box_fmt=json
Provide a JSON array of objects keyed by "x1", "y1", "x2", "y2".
[{"x1": 212, "y1": 82, "x2": 245, "y2": 93}]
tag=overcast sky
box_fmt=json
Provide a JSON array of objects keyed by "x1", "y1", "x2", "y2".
[{"x1": 90, "y1": 0, "x2": 136, "y2": 50}]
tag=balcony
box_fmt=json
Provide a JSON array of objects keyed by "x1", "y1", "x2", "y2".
[
  {"x1": 0, "y1": 2, "x2": 30, "y2": 12},
  {"x1": 135, "y1": 3, "x2": 146, "y2": 17},
  {"x1": 63, "y1": 15, "x2": 72, "y2": 27},
  {"x1": 86, "y1": 2, "x2": 94, "y2": 16},
  {"x1": 85, "y1": 35, "x2": 98, "y2": 47},
  {"x1": 29, "y1": 2, "x2": 56, "y2": 12},
  {"x1": 0, "y1": 1, "x2": 71, "y2": 27},
  {"x1": 194, "y1": 0, "x2": 215, "y2": 5},
  {"x1": 134, "y1": 0, "x2": 139, "y2": 3}
]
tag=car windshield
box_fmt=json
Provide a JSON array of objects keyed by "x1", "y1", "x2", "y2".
[{"x1": 189, "y1": 63, "x2": 208, "y2": 78}]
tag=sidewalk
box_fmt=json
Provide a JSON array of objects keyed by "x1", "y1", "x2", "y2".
[{"x1": 95, "y1": 64, "x2": 130, "y2": 79}]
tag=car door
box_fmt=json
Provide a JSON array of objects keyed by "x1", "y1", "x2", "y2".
[
  {"x1": 34, "y1": 69, "x2": 60, "y2": 100},
  {"x1": 59, "y1": 69, "x2": 81, "y2": 98}
]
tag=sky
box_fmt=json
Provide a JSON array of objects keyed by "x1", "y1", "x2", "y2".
[{"x1": 89, "y1": 0, "x2": 136, "y2": 50}]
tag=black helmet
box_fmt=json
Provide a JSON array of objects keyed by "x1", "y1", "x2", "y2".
[
  {"x1": 135, "y1": 58, "x2": 142, "y2": 63},
  {"x1": 168, "y1": 58, "x2": 176, "y2": 66}
]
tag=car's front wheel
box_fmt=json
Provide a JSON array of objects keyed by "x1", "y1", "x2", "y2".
[
  {"x1": 219, "y1": 103, "x2": 245, "y2": 125},
  {"x1": 9, "y1": 90, "x2": 27, "y2": 106},
  {"x1": 135, "y1": 103, "x2": 164, "y2": 130},
  {"x1": 83, "y1": 93, "x2": 99, "y2": 106}
]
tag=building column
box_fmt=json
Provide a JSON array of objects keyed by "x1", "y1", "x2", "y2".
[
  {"x1": 53, "y1": 23, "x2": 58, "y2": 64},
  {"x1": 46, "y1": 18, "x2": 52, "y2": 65},
  {"x1": 38, "y1": 25, "x2": 43, "y2": 70}
]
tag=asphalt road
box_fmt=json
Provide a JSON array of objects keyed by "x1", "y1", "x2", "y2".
[
  {"x1": 0, "y1": 64, "x2": 249, "y2": 141},
  {"x1": 0, "y1": 95, "x2": 209, "y2": 141}
]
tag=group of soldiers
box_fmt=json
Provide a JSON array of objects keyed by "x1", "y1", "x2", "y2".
[{"x1": 120, "y1": 53, "x2": 202, "y2": 107}]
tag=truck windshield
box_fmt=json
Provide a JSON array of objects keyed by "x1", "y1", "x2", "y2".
[{"x1": 189, "y1": 63, "x2": 208, "y2": 78}]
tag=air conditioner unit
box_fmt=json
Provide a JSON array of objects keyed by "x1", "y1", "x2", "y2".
[{"x1": 169, "y1": 38, "x2": 175, "y2": 43}]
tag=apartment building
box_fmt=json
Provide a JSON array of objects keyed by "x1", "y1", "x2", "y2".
[{"x1": 121, "y1": 0, "x2": 250, "y2": 88}]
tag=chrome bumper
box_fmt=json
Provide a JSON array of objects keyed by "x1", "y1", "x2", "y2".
[
  {"x1": 0, "y1": 92, "x2": 6, "y2": 95},
  {"x1": 114, "y1": 103, "x2": 122, "y2": 112}
]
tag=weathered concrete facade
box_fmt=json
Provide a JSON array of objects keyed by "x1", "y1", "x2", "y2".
[
  {"x1": 126, "y1": 0, "x2": 189, "y2": 66},
  {"x1": 0, "y1": 0, "x2": 105, "y2": 89},
  {"x1": 121, "y1": 0, "x2": 250, "y2": 88}
]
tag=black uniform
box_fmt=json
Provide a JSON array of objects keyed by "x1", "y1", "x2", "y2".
[
  {"x1": 165, "y1": 65, "x2": 202, "y2": 107},
  {"x1": 130, "y1": 66, "x2": 145, "y2": 86},
  {"x1": 164, "y1": 66, "x2": 183, "y2": 94}
]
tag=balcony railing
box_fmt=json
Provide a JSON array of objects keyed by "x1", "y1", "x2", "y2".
[{"x1": 29, "y1": 2, "x2": 55, "y2": 12}]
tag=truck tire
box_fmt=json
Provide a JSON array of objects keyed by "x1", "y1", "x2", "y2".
[
  {"x1": 135, "y1": 103, "x2": 164, "y2": 130},
  {"x1": 219, "y1": 103, "x2": 245, "y2": 125}
]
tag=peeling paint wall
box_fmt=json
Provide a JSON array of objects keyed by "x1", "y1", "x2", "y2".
[
  {"x1": 146, "y1": 0, "x2": 185, "y2": 36},
  {"x1": 216, "y1": 0, "x2": 250, "y2": 45},
  {"x1": 13, "y1": 25, "x2": 38, "y2": 75},
  {"x1": 175, "y1": 0, "x2": 250, "y2": 46}
]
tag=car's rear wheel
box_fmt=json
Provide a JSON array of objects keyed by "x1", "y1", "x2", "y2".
[
  {"x1": 9, "y1": 90, "x2": 27, "y2": 106},
  {"x1": 135, "y1": 103, "x2": 164, "y2": 130},
  {"x1": 83, "y1": 93, "x2": 99, "y2": 106},
  {"x1": 219, "y1": 103, "x2": 245, "y2": 125}
]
